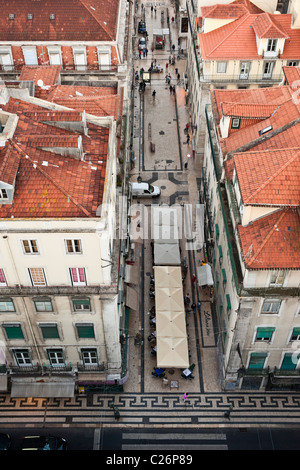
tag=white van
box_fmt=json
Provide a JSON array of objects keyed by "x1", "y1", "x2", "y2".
[{"x1": 131, "y1": 182, "x2": 160, "y2": 198}]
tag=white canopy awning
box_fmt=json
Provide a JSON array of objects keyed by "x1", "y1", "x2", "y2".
[
  {"x1": 154, "y1": 266, "x2": 182, "y2": 288},
  {"x1": 197, "y1": 264, "x2": 214, "y2": 286},
  {"x1": 155, "y1": 286, "x2": 185, "y2": 312},
  {"x1": 154, "y1": 243, "x2": 180, "y2": 265},
  {"x1": 156, "y1": 337, "x2": 189, "y2": 368},
  {"x1": 156, "y1": 310, "x2": 187, "y2": 338},
  {"x1": 11, "y1": 377, "x2": 75, "y2": 398}
]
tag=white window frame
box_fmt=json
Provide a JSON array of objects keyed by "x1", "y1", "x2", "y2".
[
  {"x1": 28, "y1": 268, "x2": 47, "y2": 287},
  {"x1": 263, "y1": 61, "x2": 274, "y2": 78},
  {"x1": 217, "y1": 61, "x2": 227, "y2": 74},
  {"x1": 65, "y1": 239, "x2": 82, "y2": 254},
  {"x1": 70, "y1": 268, "x2": 86, "y2": 286},
  {"x1": 0, "y1": 47, "x2": 13, "y2": 71},
  {"x1": 22, "y1": 46, "x2": 38, "y2": 65},
  {"x1": 72, "y1": 47, "x2": 86, "y2": 71},
  {"x1": 267, "y1": 39, "x2": 277, "y2": 52},
  {"x1": 269, "y1": 270, "x2": 286, "y2": 287},
  {"x1": 97, "y1": 47, "x2": 111, "y2": 70},
  {"x1": 261, "y1": 298, "x2": 281, "y2": 315},
  {"x1": 0, "y1": 189, "x2": 8, "y2": 199},
  {"x1": 22, "y1": 239, "x2": 39, "y2": 254},
  {"x1": 47, "y1": 46, "x2": 62, "y2": 66},
  {"x1": 47, "y1": 348, "x2": 65, "y2": 366},
  {"x1": 13, "y1": 349, "x2": 32, "y2": 367},
  {"x1": 0, "y1": 268, "x2": 7, "y2": 287},
  {"x1": 81, "y1": 348, "x2": 98, "y2": 365}
]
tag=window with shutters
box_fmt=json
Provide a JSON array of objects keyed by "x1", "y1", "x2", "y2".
[
  {"x1": 22, "y1": 46, "x2": 38, "y2": 65},
  {"x1": 0, "y1": 269, "x2": 7, "y2": 287},
  {"x1": 70, "y1": 268, "x2": 86, "y2": 286},
  {"x1": 3, "y1": 323, "x2": 24, "y2": 340},
  {"x1": 280, "y1": 352, "x2": 299, "y2": 371},
  {"x1": 290, "y1": 327, "x2": 300, "y2": 342},
  {"x1": 40, "y1": 324, "x2": 60, "y2": 340},
  {"x1": 255, "y1": 327, "x2": 275, "y2": 342},
  {"x1": 76, "y1": 323, "x2": 95, "y2": 339},
  {"x1": 248, "y1": 352, "x2": 267, "y2": 370},
  {"x1": 28, "y1": 268, "x2": 47, "y2": 287}
]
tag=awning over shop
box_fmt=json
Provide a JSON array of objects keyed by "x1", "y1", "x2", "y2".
[
  {"x1": 125, "y1": 264, "x2": 139, "y2": 285},
  {"x1": 156, "y1": 337, "x2": 189, "y2": 369},
  {"x1": 197, "y1": 263, "x2": 214, "y2": 286},
  {"x1": 11, "y1": 377, "x2": 75, "y2": 398},
  {"x1": 154, "y1": 243, "x2": 180, "y2": 265},
  {"x1": 125, "y1": 285, "x2": 138, "y2": 311}
]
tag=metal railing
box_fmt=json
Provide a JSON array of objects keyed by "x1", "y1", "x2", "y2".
[
  {"x1": 201, "y1": 73, "x2": 284, "y2": 84},
  {"x1": 0, "y1": 64, "x2": 118, "y2": 74}
]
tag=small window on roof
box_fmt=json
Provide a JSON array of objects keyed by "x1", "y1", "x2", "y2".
[
  {"x1": 28, "y1": 13, "x2": 33, "y2": 20},
  {"x1": 259, "y1": 125, "x2": 272, "y2": 136},
  {"x1": 50, "y1": 14, "x2": 55, "y2": 20},
  {"x1": 9, "y1": 14, "x2": 15, "y2": 20}
]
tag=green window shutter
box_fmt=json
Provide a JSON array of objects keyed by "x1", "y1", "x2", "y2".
[
  {"x1": 218, "y1": 245, "x2": 223, "y2": 259},
  {"x1": 77, "y1": 324, "x2": 95, "y2": 338},
  {"x1": 222, "y1": 269, "x2": 227, "y2": 283},
  {"x1": 281, "y1": 353, "x2": 297, "y2": 371},
  {"x1": 215, "y1": 224, "x2": 220, "y2": 240},
  {"x1": 41, "y1": 325, "x2": 59, "y2": 339},
  {"x1": 4, "y1": 324, "x2": 24, "y2": 339},
  {"x1": 291, "y1": 328, "x2": 300, "y2": 340},
  {"x1": 256, "y1": 327, "x2": 275, "y2": 340},
  {"x1": 226, "y1": 294, "x2": 231, "y2": 311},
  {"x1": 248, "y1": 352, "x2": 267, "y2": 370}
]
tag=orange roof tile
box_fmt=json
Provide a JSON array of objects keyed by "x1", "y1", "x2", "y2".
[
  {"x1": 200, "y1": 0, "x2": 262, "y2": 19},
  {"x1": 283, "y1": 66, "x2": 300, "y2": 86},
  {"x1": 252, "y1": 12, "x2": 289, "y2": 39},
  {"x1": 199, "y1": 11, "x2": 300, "y2": 60},
  {"x1": 0, "y1": 98, "x2": 109, "y2": 219},
  {"x1": 0, "y1": 0, "x2": 119, "y2": 41},
  {"x1": 234, "y1": 148, "x2": 300, "y2": 206},
  {"x1": 238, "y1": 209, "x2": 300, "y2": 269},
  {"x1": 19, "y1": 65, "x2": 61, "y2": 87},
  {"x1": 221, "y1": 102, "x2": 279, "y2": 119}
]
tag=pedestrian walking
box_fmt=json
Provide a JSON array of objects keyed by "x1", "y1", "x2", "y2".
[
  {"x1": 172, "y1": 44, "x2": 175, "y2": 52},
  {"x1": 139, "y1": 50, "x2": 141, "y2": 59},
  {"x1": 184, "y1": 161, "x2": 188, "y2": 169},
  {"x1": 145, "y1": 48, "x2": 148, "y2": 57},
  {"x1": 175, "y1": 67, "x2": 178, "y2": 75},
  {"x1": 169, "y1": 55, "x2": 171, "y2": 64},
  {"x1": 191, "y1": 273, "x2": 196, "y2": 283},
  {"x1": 224, "y1": 405, "x2": 233, "y2": 420},
  {"x1": 186, "y1": 134, "x2": 190, "y2": 144},
  {"x1": 143, "y1": 49, "x2": 146, "y2": 57},
  {"x1": 166, "y1": 62, "x2": 168, "y2": 70},
  {"x1": 183, "y1": 392, "x2": 188, "y2": 403},
  {"x1": 169, "y1": 84, "x2": 172, "y2": 94},
  {"x1": 172, "y1": 86, "x2": 175, "y2": 95},
  {"x1": 152, "y1": 90, "x2": 156, "y2": 101},
  {"x1": 177, "y1": 72, "x2": 180, "y2": 81},
  {"x1": 184, "y1": 293, "x2": 190, "y2": 305}
]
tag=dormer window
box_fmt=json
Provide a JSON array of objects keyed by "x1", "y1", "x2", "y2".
[
  {"x1": 49, "y1": 14, "x2": 55, "y2": 20},
  {"x1": 231, "y1": 118, "x2": 240, "y2": 129},
  {"x1": 9, "y1": 14, "x2": 14, "y2": 20},
  {"x1": 27, "y1": 14, "x2": 33, "y2": 20},
  {"x1": 0, "y1": 189, "x2": 8, "y2": 199},
  {"x1": 267, "y1": 39, "x2": 277, "y2": 52}
]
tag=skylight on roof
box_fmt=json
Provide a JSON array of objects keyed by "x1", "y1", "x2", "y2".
[
  {"x1": 259, "y1": 125, "x2": 273, "y2": 136},
  {"x1": 50, "y1": 14, "x2": 55, "y2": 20},
  {"x1": 9, "y1": 14, "x2": 15, "y2": 20}
]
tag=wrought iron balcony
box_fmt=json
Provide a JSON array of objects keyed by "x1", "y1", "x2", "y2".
[
  {"x1": 201, "y1": 73, "x2": 284, "y2": 84},
  {"x1": 77, "y1": 362, "x2": 106, "y2": 372}
]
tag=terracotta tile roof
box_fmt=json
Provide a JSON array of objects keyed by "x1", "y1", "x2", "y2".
[
  {"x1": 221, "y1": 102, "x2": 279, "y2": 119},
  {"x1": 238, "y1": 209, "x2": 300, "y2": 269},
  {"x1": 199, "y1": 11, "x2": 300, "y2": 60},
  {"x1": 23, "y1": 110, "x2": 83, "y2": 122},
  {"x1": 252, "y1": 12, "x2": 290, "y2": 39},
  {"x1": 0, "y1": 98, "x2": 109, "y2": 218},
  {"x1": 0, "y1": 0, "x2": 119, "y2": 41},
  {"x1": 200, "y1": 0, "x2": 262, "y2": 19},
  {"x1": 234, "y1": 148, "x2": 300, "y2": 206},
  {"x1": 52, "y1": 95, "x2": 120, "y2": 119},
  {"x1": 19, "y1": 65, "x2": 61, "y2": 87},
  {"x1": 283, "y1": 66, "x2": 300, "y2": 86}
]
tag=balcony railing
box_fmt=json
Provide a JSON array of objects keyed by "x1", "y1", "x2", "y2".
[
  {"x1": 201, "y1": 73, "x2": 284, "y2": 84},
  {"x1": 0, "y1": 64, "x2": 118, "y2": 75},
  {"x1": 77, "y1": 362, "x2": 106, "y2": 372}
]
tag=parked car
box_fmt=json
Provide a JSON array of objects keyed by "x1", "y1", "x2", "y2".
[
  {"x1": 138, "y1": 37, "x2": 147, "y2": 50},
  {"x1": 138, "y1": 21, "x2": 146, "y2": 33},
  {"x1": 20, "y1": 435, "x2": 67, "y2": 450},
  {"x1": 0, "y1": 433, "x2": 11, "y2": 450},
  {"x1": 131, "y1": 182, "x2": 160, "y2": 198}
]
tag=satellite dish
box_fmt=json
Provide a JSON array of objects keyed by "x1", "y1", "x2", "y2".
[{"x1": 37, "y1": 79, "x2": 44, "y2": 87}]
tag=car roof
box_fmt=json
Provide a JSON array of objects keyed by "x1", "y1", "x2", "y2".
[{"x1": 132, "y1": 182, "x2": 149, "y2": 189}]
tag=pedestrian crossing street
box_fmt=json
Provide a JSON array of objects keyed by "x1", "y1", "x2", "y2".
[{"x1": 120, "y1": 431, "x2": 228, "y2": 450}]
